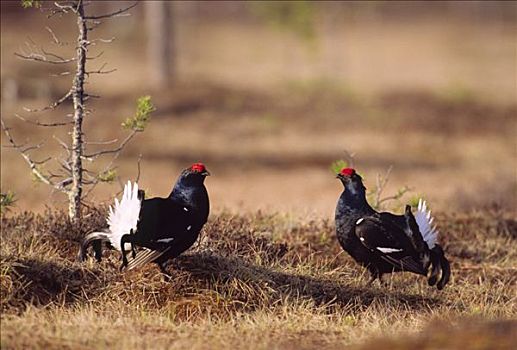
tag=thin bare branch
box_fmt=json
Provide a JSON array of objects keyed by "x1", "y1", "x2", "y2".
[
  {"x1": 134, "y1": 154, "x2": 142, "y2": 183},
  {"x1": 45, "y1": 26, "x2": 64, "y2": 45},
  {"x1": 83, "y1": 179, "x2": 98, "y2": 198},
  {"x1": 90, "y1": 37, "x2": 115, "y2": 45},
  {"x1": 84, "y1": 93, "x2": 100, "y2": 99},
  {"x1": 86, "y1": 62, "x2": 116, "y2": 75},
  {"x1": 21, "y1": 141, "x2": 46, "y2": 153},
  {"x1": 1, "y1": 119, "x2": 58, "y2": 188},
  {"x1": 50, "y1": 71, "x2": 72, "y2": 77},
  {"x1": 15, "y1": 52, "x2": 76, "y2": 64},
  {"x1": 378, "y1": 186, "x2": 412, "y2": 205},
  {"x1": 56, "y1": 177, "x2": 73, "y2": 190},
  {"x1": 32, "y1": 157, "x2": 53, "y2": 165},
  {"x1": 47, "y1": 172, "x2": 62, "y2": 180},
  {"x1": 41, "y1": 48, "x2": 70, "y2": 62},
  {"x1": 83, "y1": 132, "x2": 139, "y2": 198},
  {"x1": 21, "y1": 90, "x2": 72, "y2": 114},
  {"x1": 84, "y1": 2, "x2": 138, "y2": 20},
  {"x1": 86, "y1": 51, "x2": 104, "y2": 60},
  {"x1": 53, "y1": 135, "x2": 72, "y2": 153},
  {"x1": 53, "y1": 2, "x2": 74, "y2": 13},
  {"x1": 374, "y1": 166, "x2": 393, "y2": 209},
  {"x1": 47, "y1": 8, "x2": 67, "y2": 19},
  {"x1": 15, "y1": 114, "x2": 72, "y2": 127},
  {"x1": 58, "y1": 157, "x2": 72, "y2": 173},
  {"x1": 83, "y1": 130, "x2": 137, "y2": 160},
  {"x1": 83, "y1": 165, "x2": 115, "y2": 198},
  {"x1": 84, "y1": 138, "x2": 118, "y2": 145}
]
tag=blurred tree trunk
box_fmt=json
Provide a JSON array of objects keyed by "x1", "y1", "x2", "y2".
[
  {"x1": 69, "y1": 0, "x2": 87, "y2": 221},
  {"x1": 145, "y1": 1, "x2": 173, "y2": 88}
]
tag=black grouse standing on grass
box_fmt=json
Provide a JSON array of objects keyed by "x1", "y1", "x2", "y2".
[
  {"x1": 335, "y1": 167, "x2": 450, "y2": 289},
  {"x1": 79, "y1": 163, "x2": 210, "y2": 274}
]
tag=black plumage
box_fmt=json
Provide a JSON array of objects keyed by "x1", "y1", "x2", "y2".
[
  {"x1": 335, "y1": 168, "x2": 450, "y2": 289},
  {"x1": 79, "y1": 163, "x2": 210, "y2": 274}
]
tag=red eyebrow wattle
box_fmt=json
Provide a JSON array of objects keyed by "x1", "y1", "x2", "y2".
[
  {"x1": 191, "y1": 163, "x2": 206, "y2": 172},
  {"x1": 340, "y1": 168, "x2": 355, "y2": 176}
]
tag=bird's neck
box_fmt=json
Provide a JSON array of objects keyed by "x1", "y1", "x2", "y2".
[
  {"x1": 169, "y1": 177, "x2": 205, "y2": 205},
  {"x1": 340, "y1": 182, "x2": 373, "y2": 213}
]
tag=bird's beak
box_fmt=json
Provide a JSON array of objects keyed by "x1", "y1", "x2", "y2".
[{"x1": 202, "y1": 170, "x2": 211, "y2": 176}]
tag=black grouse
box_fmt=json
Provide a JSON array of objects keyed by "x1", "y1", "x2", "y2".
[
  {"x1": 335, "y1": 167, "x2": 450, "y2": 289},
  {"x1": 79, "y1": 163, "x2": 210, "y2": 274}
]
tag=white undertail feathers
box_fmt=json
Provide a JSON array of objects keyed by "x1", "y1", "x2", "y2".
[
  {"x1": 107, "y1": 181, "x2": 141, "y2": 251},
  {"x1": 377, "y1": 247, "x2": 403, "y2": 253},
  {"x1": 415, "y1": 199, "x2": 438, "y2": 249}
]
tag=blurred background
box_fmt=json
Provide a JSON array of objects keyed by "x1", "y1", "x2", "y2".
[{"x1": 1, "y1": 1, "x2": 516, "y2": 217}]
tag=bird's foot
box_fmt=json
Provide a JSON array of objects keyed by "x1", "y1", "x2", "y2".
[
  {"x1": 427, "y1": 244, "x2": 451, "y2": 290},
  {"x1": 432, "y1": 245, "x2": 451, "y2": 290},
  {"x1": 131, "y1": 242, "x2": 137, "y2": 259},
  {"x1": 92, "y1": 240, "x2": 103, "y2": 262},
  {"x1": 120, "y1": 254, "x2": 129, "y2": 271}
]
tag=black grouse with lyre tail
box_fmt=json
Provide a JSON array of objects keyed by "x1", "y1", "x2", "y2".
[
  {"x1": 79, "y1": 163, "x2": 210, "y2": 274},
  {"x1": 334, "y1": 168, "x2": 450, "y2": 289}
]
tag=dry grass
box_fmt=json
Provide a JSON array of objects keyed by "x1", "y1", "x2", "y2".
[
  {"x1": 1, "y1": 207, "x2": 515, "y2": 349},
  {"x1": 1, "y1": 6, "x2": 516, "y2": 348}
]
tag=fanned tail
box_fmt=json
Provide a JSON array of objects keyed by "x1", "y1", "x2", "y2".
[
  {"x1": 415, "y1": 199, "x2": 439, "y2": 249},
  {"x1": 78, "y1": 231, "x2": 110, "y2": 262},
  {"x1": 79, "y1": 181, "x2": 142, "y2": 262},
  {"x1": 125, "y1": 247, "x2": 171, "y2": 271},
  {"x1": 106, "y1": 181, "x2": 142, "y2": 250}
]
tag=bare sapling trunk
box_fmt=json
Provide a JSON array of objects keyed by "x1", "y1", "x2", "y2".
[{"x1": 69, "y1": 1, "x2": 87, "y2": 221}]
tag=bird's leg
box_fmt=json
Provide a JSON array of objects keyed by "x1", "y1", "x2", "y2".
[
  {"x1": 432, "y1": 244, "x2": 451, "y2": 290},
  {"x1": 120, "y1": 234, "x2": 132, "y2": 271},
  {"x1": 129, "y1": 229, "x2": 137, "y2": 259},
  {"x1": 131, "y1": 243, "x2": 137, "y2": 259},
  {"x1": 427, "y1": 249, "x2": 441, "y2": 287},
  {"x1": 92, "y1": 240, "x2": 103, "y2": 262},
  {"x1": 437, "y1": 257, "x2": 450, "y2": 290}
]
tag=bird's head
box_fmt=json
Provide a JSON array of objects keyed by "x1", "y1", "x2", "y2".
[
  {"x1": 336, "y1": 167, "x2": 365, "y2": 192},
  {"x1": 176, "y1": 162, "x2": 210, "y2": 188},
  {"x1": 185, "y1": 162, "x2": 210, "y2": 178},
  {"x1": 336, "y1": 167, "x2": 359, "y2": 181},
  {"x1": 170, "y1": 163, "x2": 211, "y2": 199}
]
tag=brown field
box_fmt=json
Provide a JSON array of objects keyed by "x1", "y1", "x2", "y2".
[
  {"x1": 1, "y1": 207, "x2": 516, "y2": 349},
  {"x1": 1, "y1": 2, "x2": 516, "y2": 349}
]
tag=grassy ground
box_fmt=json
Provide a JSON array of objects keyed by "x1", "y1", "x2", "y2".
[
  {"x1": 1, "y1": 207, "x2": 515, "y2": 349},
  {"x1": 1, "y1": 6, "x2": 516, "y2": 349}
]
